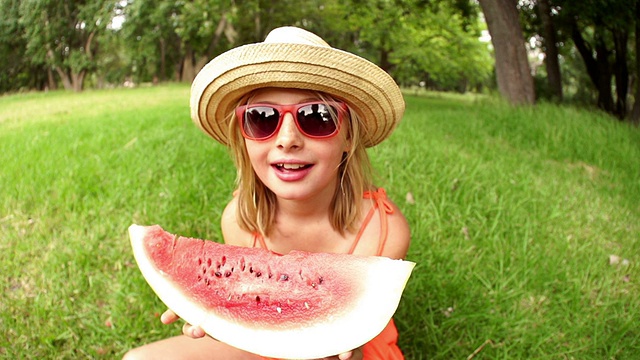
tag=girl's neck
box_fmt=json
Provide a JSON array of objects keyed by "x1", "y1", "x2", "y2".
[
  {"x1": 273, "y1": 174, "x2": 339, "y2": 221},
  {"x1": 275, "y1": 188, "x2": 334, "y2": 220},
  {"x1": 269, "y1": 188, "x2": 346, "y2": 254}
]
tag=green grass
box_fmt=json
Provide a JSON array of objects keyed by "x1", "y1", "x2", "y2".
[{"x1": 1, "y1": 85, "x2": 639, "y2": 359}]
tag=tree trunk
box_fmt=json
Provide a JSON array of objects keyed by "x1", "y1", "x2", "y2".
[
  {"x1": 379, "y1": 49, "x2": 391, "y2": 73},
  {"x1": 159, "y1": 37, "x2": 167, "y2": 82},
  {"x1": 72, "y1": 70, "x2": 85, "y2": 92},
  {"x1": 478, "y1": 0, "x2": 535, "y2": 105},
  {"x1": 630, "y1": 0, "x2": 640, "y2": 125},
  {"x1": 571, "y1": 22, "x2": 615, "y2": 114},
  {"x1": 570, "y1": 22, "x2": 598, "y2": 86},
  {"x1": 47, "y1": 67, "x2": 57, "y2": 90},
  {"x1": 254, "y1": 11, "x2": 261, "y2": 41},
  {"x1": 54, "y1": 66, "x2": 73, "y2": 90},
  {"x1": 612, "y1": 29, "x2": 629, "y2": 119},
  {"x1": 537, "y1": 0, "x2": 562, "y2": 101},
  {"x1": 594, "y1": 31, "x2": 615, "y2": 113},
  {"x1": 207, "y1": 13, "x2": 228, "y2": 58},
  {"x1": 181, "y1": 45, "x2": 196, "y2": 83},
  {"x1": 194, "y1": 13, "x2": 232, "y2": 75}
]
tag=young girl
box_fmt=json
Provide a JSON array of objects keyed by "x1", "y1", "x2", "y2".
[{"x1": 124, "y1": 26, "x2": 410, "y2": 360}]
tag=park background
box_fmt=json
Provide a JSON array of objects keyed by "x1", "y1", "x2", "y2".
[{"x1": 1, "y1": 0, "x2": 640, "y2": 358}]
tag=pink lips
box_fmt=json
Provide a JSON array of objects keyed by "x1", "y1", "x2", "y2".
[{"x1": 272, "y1": 162, "x2": 313, "y2": 182}]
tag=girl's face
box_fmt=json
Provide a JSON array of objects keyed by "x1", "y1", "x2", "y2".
[{"x1": 243, "y1": 88, "x2": 350, "y2": 202}]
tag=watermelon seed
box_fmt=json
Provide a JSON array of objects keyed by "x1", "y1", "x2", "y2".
[
  {"x1": 221, "y1": 256, "x2": 226, "y2": 265},
  {"x1": 197, "y1": 258, "x2": 202, "y2": 265},
  {"x1": 276, "y1": 306, "x2": 282, "y2": 314},
  {"x1": 304, "y1": 302, "x2": 310, "y2": 309},
  {"x1": 249, "y1": 266, "x2": 254, "y2": 273},
  {"x1": 224, "y1": 271, "x2": 232, "y2": 277},
  {"x1": 214, "y1": 271, "x2": 222, "y2": 277},
  {"x1": 256, "y1": 271, "x2": 262, "y2": 277},
  {"x1": 318, "y1": 276, "x2": 324, "y2": 284},
  {"x1": 279, "y1": 274, "x2": 289, "y2": 281},
  {"x1": 207, "y1": 258, "x2": 212, "y2": 267},
  {"x1": 227, "y1": 294, "x2": 232, "y2": 301},
  {"x1": 255, "y1": 296, "x2": 261, "y2": 303}
]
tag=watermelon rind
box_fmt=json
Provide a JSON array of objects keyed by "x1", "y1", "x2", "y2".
[{"x1": 129, "y1": 224, "x2": 415, "y2": 359}]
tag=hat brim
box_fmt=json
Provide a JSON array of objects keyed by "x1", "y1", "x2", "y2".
[{"x1": 191, "y1": 42, "x2": 404, "y2": 147}]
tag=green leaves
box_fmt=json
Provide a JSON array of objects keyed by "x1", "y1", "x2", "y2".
[{"x1": 3, "y1": 0, "x2": 496, "y2": 93}]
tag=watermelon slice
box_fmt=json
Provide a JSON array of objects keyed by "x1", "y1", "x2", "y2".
[{"x1": 129, "y1": 224, "x2": 415, "y2": 359}]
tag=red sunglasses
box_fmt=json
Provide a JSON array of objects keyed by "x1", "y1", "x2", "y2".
[{"x1": 235, "y1": 101, "x2": 347, "y2": 141}]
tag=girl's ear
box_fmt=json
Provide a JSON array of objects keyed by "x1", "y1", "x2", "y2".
[{"x1": 343, "y1": 135, "x2": 352, "y2": 153}]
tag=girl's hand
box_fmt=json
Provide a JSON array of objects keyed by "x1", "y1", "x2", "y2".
[
  {"x1": 338, "y1": 348, "x2": 363, "y2": 360},
  {"x1": 160, "y1": 309, "x2": 206, "y2": 338},
  {"x1": 319, "y1": 348, "x2": 363, "y2": 360}
]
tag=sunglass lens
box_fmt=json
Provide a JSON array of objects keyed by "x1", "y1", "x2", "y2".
[
  {"x1": 297, "y1": 103, "x2": 338, "y2": 137},
  {"x1": 244, "y1": 106, "x2": 280, "y2": 139}
]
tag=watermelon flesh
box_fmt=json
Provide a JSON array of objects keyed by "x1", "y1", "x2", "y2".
[{"x1": 129, "y1": 224, "x2": 415, "y2": 359}]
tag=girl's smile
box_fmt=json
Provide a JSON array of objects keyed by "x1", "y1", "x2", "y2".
[{"x1": 272, "y1": 160, "x2": 313, "y2": 182}]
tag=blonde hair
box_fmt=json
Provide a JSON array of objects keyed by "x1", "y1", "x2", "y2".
[{"x1": 227, "y1": 90, "x2": 374, "y2": 237}]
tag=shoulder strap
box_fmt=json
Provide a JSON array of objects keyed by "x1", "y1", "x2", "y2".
[
  {"x1": 252, "y1": 232, "x2": 269, "y2": 250},
  {"x1": 348, "y1": 188, "x2": 394, "y2": 256}
]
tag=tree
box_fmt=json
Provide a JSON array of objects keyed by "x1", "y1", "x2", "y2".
[
  {"x1": 631, "y1": 0, "x2": 640, "y2": 125},
  {"x1": 174, "y1": 0, "x2": 236, "y2": 82},
  {"x1": 2, "y1": 0, "x2": 498, "y2": 95},
  {"x1": 18, "y1": 0, "x2": 114, "y2": 92},
  {"x1": 536, "y1": 0, "x2": 563, "y2": 100},
  {"x1": 548, "y1": 0, "x2": 636, "y2": 119},
  {"x1": 339, "y1": 0, "x2": 492, "y2": 92},
  {"x1": 0, "y1": 0, "x2": 31, "y2": 92},
  {"x1": 478, "y1": 0, "x2": 536, "y2": 105},
  {"x1": 121, "y1": 0, "x2": 183, "y2": 83}
]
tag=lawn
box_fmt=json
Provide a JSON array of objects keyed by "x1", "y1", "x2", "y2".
[{"x1": 1, "y1": 84, "x2": 639, "y2": 359}]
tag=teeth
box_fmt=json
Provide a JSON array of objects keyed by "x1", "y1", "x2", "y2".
[{"x1": 279, "y1": 163, "x2": 306, "y2": 170}]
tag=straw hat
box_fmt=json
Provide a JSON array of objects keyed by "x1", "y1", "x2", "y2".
[{"x1": 190, "y1": 26, "x2": 405, "y2": 148}]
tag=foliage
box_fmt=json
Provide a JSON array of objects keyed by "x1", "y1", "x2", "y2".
[
  {"x1": 3, "y1": 0, "x2": 639, "y2": 120},
  {"x1": 0, "y1": 0, "x2": 29, "y2": 92},
  {"x1": 0, "y1": 0, "x2": 493, "y2": 93},
  {"x1": 337, "y1": 0, "x2": 492, "y2": 91},
  {"x1": 1, "y1": 85, "x2": 639, "y2": 358},
  {"x1": 17, "y1": 0, "x2": 115, "y2": 91},
  {"x1": 518, "y1": 0, "x2": 639, "y2": 120},
  {"x1": 392, "y1": 1, "x2": 493, "y2": 91},
  {"x1": 119, "y1": 0, "x2": 184, "y2": 82}
]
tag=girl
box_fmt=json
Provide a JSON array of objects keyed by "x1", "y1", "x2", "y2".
[{"x1": 125, "y1": 26, "x2": 410, "y2": 360}]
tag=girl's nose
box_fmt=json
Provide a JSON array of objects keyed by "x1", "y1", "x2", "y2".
[{"x1": 275, "y1": 112, "x2": 303, "y2": 150}]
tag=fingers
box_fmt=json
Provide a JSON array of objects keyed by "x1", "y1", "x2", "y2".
[
  {"x1": 338, "y1": 347, "x2": 363, "y2": 360},
  {"x1": 160, "y1": 309, "x2": 205, "y2": 338},
  {"x1": 182, "y1": 322, "x2": 206, "y2": 338},
  {"x1": 160, "y1": 309, "x2": 179, "y2": 324}
]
